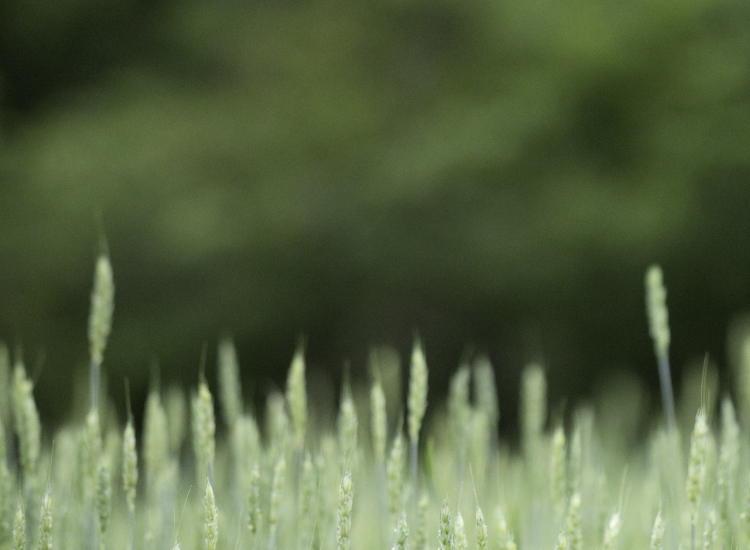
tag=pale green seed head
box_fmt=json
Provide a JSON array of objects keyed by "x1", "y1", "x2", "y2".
[
  {"x1": 370, "y1": 379, "x2": 387, "y2": 464},
  {"x1": 217, "y1": 338, "x2": 242, "y2": 429},
  {"x1": 454, "y1": 512, "x2": 468, "y2": 550},
  {"x1": 475, "y1": 506, "x2": 488, "y2": 550},
  {"x1": 122, "y1": 419, "x2": 137, "y2": 513},
  {"x1": 232, "y1": 415, "x2": 260, "y2": 494},
  {"x1": 392, "y1": 516, "x2": 408, "y2": 550},
  {"x1": 649, "y1": 510, "x2": 664, "y2": 550},
  {"x1": 204, "y1": 479, "x2": 218, "y2": 550},
  {"x1": 13, "y1": 502, "x2": 24, "y2": 550},
  {"x1": 448, "y1": 366, "x2": 471, "y2": 443},
  {"x1": 0, "y1": 421, "x2": 10, "y2": 538},
  {"x1": 646, "y1": 265, "x2": 670, "y2": 356},
  {"x1": 687, "y1": 409, "x2": 708, "y2": 512},
  {"x1": 565, "y1": 492, "x2": 583, "y2": 550},
  {"x1": 555, "y1": 532, "x2": 567, "y2": 550},
  {"x1": 165, "y1": 386, "x2": 187, "y2": 456},
  {"x1": 702, "y1": 509, "x2": 717, "y2": 550},
  {"x1": 469, "y1": 410, "x2": 490, "y2": 483},
  {"x1": 52, "y1": 428, "x2": 78, "y2": 508},
  {"x1": 192, "y1": 381, "x2": 216, "y2": 479},
  {"x1": 550, "y1": 425, "x2": 567, "y2": 521},
  {"x1": 568, "y1": 422, "x2": 582, "y2": 494},
  {"x1": 143, "y1": 390, "x2": 169, "y2": 488},
  {"x1": 438, "y1": 499, "x2": 453, "y2": 550},
  {"x1": 266, "y1": 393, "x2": 289, "y2": 456},
  {"x1": 88, "y1": 255, "x2": 115, "y2": 368},
  {"x1": 84, "y1": 408, "x2": 102, "y2": 497},
  {"x1": 415, "y1": 493, "x2": 429, "y2": 550},
  {"x1": 247, "y1": 464, "x2": 261, "y2": 536},
  {"x1": 285, "y1": 347, "x2": 307, "y2": 452},
  {"x1": 298, "y1": 453, "x2": 317, "y2": 545},
  {"x1": 370, "y1": 347, "x2": 402, "y2": 426},
  {"x1": 602, "y1": 512, "x2": 621, "y2": 550},
  {"x1": 739, "y1": 337, "x2": 750, "y2": 423},
  {"x1": 103, "y1": 428, "x2": 122, "y2": 489},
  {"x1": 0, "y1": 417, "x2": 6, "y2": 464},
  {"x1": 718, "y1": 398, "x2": 739, "y2": 516},
  {"x1": 13, "y1": 362, "x2": 40, "y2": 482},
  {"x1": 386, "y1": 431, "x2": 405, "y2": 524},
  {"x1": 520, "y1": 364, "x2": 546, "y2": 452},
  {"x1": 97, "y1": 461, "x2": 112, "y2": 539},
  {"x1": 269, "y1": 457, "x2": 286, "y2": 537},
  {"x1": 495, "y1": 508, "x2": 516, "y2": 550},
  {"x1": 408, "y1": 341, "x2": 428, "y2": 444},
  {"x1": 473, "y1": 357, "x2": 499, "y2": 428},
  {"x1": 37, "y1": 489, "x2": 52, "y2": 550},
  {"x1": 338, "y1": 391, "x2": 358, "y2": 462},
  {"x1": 336, "y1": 470, "x2": 353, "y2": 550},
  {"x1": 0, "y1": 343, "x2": 10, "y2": 430}
]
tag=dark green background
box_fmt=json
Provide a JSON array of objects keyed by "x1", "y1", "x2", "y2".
[{"x1": 1, "y1": 0, "x2": 749, "y2": 431}]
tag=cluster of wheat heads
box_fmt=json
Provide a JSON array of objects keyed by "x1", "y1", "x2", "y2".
[{"x1": 2, "y1": 257, "x2": 750, "y2": 550}]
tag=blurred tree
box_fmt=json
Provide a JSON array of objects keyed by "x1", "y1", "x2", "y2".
[{"x1": 0, "y1": 0, "x2": 748, "y2": 431}]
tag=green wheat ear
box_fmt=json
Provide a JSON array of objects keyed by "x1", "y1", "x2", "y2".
[
  {"x1": 407, "y1": 338, "x2": 428, "y2": 514},
  {"x1": 686, "y1": 408, "x2": 708, "y2": 550},
  {"x1": 407, "y1": 339, "x2": 428, "y2": 447},
  {"x1": 192, "y1": 379, "x2": 216, "y2": 486},
  {"x1": 13, "y1": 501, "x2": 24, "y2": 550},
  {"x1": 0, "y1": 343, "x2": 10, "y2": 432},
  {"x1": 550, "y1": 425, "x2": 567, "y2": 523},
  {"x1": 475, "y1": 505, "x2": 488, "y2": 550},
  {"x1": 12, "y1": 360, "x2": 40, "y2": 487},
  {"x1": 143, "y1": 386, "x2": 168, "y2": 491},
  {"x1": 717, "y1": 397, "x2": 739, "y2": 533},
  {"x1": 122, "y1": 384, "x2": 137, "y2": 550},
  {"x1": 337, "y1": 385, "x2": 358, "y2": 466},
  {"x1": 555, "y1": 531, "x2": 567, "y2": 550},
  {"x1": 370, "y1": 374, "x2": 388, "y2": 543},
  {"x1": 645, "y1": 265, "x2": 676, "y2": 430},
  {"x1": 370, "y1": 376, "x2": 387, "y2": 465},
  {"x1": 204, "y1": 479, "x2": 218, "y2": 550},
  {"x1": 96, "y1": 461, "x2": 111, "y2": 550},
  {"x1": 298, "y1": 453, "x2": 317, "y2": 550},
  {"x1": 520, "y1": 363, "x2": 547, "y2": 488},
  {"x1": 473, "y1": 357, "x2": 499, "y2": 432},
  {"x1": 601, "y1": 511, "x2": 621, "y2": 550},
  {"x1": 268, "y1": 456, "x2": 286, "y2": 550},
  {"x1": 336, "y1": 470, "x2": 353, "y2": 550},
  {"x1": 495, "y1": 508, "x2": 516, "y2": 550},
  {"x1": 414, "y1": 492, "x2": 429, "y2": 550},
  {"x1": 285, "y1": 343, "x2": 307, "y2": 454},
  {"x1": 392, "y1": 516, "x2": 408, "y2": 550},
  {"x1": 88, "y1": 254, "x2": 114, "y2": 410},
  {"x1": 386, "y1": 426, "x2": 405, "y2": 530},
  {"x1": 437, "y1": 499, "x2": 453, "y2": 550},
  {"x1": 448, "y1": 365, "x2": 470, "y2": 448},
  {"x1": 246, "y1": 463, "x2": 262, "y2": 539},
  {"x1": 520, "y1": 364, "x2": 546, "y2": 444},
  {"x1": 565, "y1": 492, "x2": 583, "y2": 550},
  {"x1": 36, "y1": 487, "x2": 51, "y2": 550},
  {"x1": 0, "y1": 415, "x2": 11, "y2": 509},
  {"x1": 454, "y1": 512, "x2": 468, "y2": 550},
  {"x1": 165, "y1": 386, "x2": 187, "y2": 455},
  {"x1": 217, "y1": 338, "x2": 242, "y2": 429},
  {"x1": 649, "y1": 509, "x2": 664, "y2": 550}
]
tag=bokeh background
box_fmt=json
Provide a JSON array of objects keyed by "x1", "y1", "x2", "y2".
[{"x1": 1, "y1": 0, "x2": 749, "y2": 434}]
